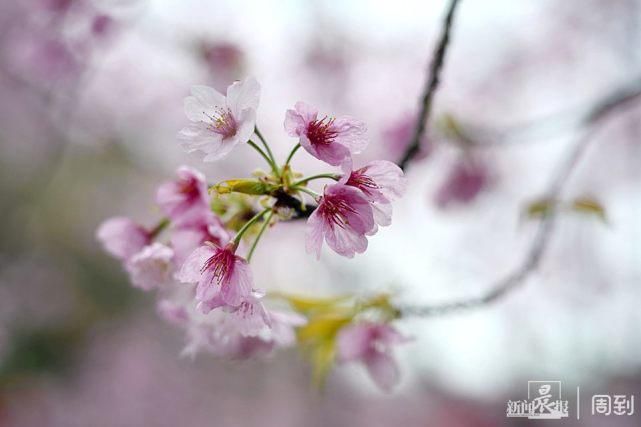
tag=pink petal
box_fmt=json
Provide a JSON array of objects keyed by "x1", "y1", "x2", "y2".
[
  {"x1": 220, "y1": 258, "x2": 253, "y2": 307},
  {"x1": 175, "y1": 245, "x2": 216, "y2": 284},
  {"x1": 337, "y1": 323, "x2": 373, "y2": 362},
  {"x1": 371, "y1": 201, "x2": 393, "y2": 227},
  {"x1": 305, "y1": 209, "x2": 325, "y2": 259},
  {"x1": 96, "y1": 216, "x2": 149, "y2": 261},
  {"x1": 362, "y1": 160, "x2": 407, "y2": 201},
  {"x1": 125, "y1": 243, "x2": 174, "y2": 291},
  {"x1": 313, "y1": 140, "x2": 351, "y2": 166},
  {"x1": 364, "y1": 351, "x2": 400, "y2": 392},
  {"x1": 333, "y1": 116, "x2": 368, "y2": 154},
  {"x1": 284, "y1": 108, "x2": 306, "y2": 136}
]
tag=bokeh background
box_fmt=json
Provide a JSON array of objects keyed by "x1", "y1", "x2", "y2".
[{"x1": 1, "y1": 0, "x2": 640, "y2": 425}]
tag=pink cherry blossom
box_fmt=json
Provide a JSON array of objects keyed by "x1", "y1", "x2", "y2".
[
  {"x1": 435, "y1": 158, "x2": 491, "y2": 208},
  {"x1": 212, "y1": 292, "x2": 271, "y2": 335},
  {"x1": 181, "y1": 306, "x2": 304, "y2": 360},
  {"x1": 217, "y1": 309, "x2": 306, "y2": 359},
  {"x1": 176, "y1": 243, "x2": 252, "y2": 309},
  {"x1": 337, "y1": 322, "x2": 409, "y2": 391},
  {"x1": 178, "y1": 77, "x2": 260, "y2": 162},
  {"x1": 284, "y1": 101, "x2": 367, "y2": 166},
  {"x1": 156, "y1": 166, "x2": 210, "y2": 227},
  {"x1": 306, "y1": 184, "x2": 375, "y2": 259},
  {"x1": 341, "y1": 160, "x2": 407, "y2": 227},
  {"x1": 170, "y1": 217, "x2": 231, "y2": 265},
  {"x1": 96, "y1": 216, "x2": 150, "y2": 260},
  {"x1": 125, "y1": 243, "x2": 174, "y2": 291}
]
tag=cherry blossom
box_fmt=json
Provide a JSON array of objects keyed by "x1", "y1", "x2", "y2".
[
  {"x1": 435, "y1": 158, "x2": 491, "y2": 208},
  {"x1": 176, "y1": 243, "x2": 253, "y2": 309},
  {"x1": 125, "y1": 243, "x2": 174, "y2": 291},
  {"x1": 306, "y1": 184, "x2": 376, "y2": 258},
  {"x1": 96, "y1": 216, "x2": 150, "y2": 261},
  {"x1": 156, "y1": 166, "x2": 210, "y2": 227},
  {"x1": 337, "y1": 322, "x2": 409, "y2": 391},
  {"x1": 178, "y1": 77, "x2": 260, "y2": 161},
  {"x1": 284, "y1": 101, "x2": 367, "y2": 166},
  {"x1": 341, "y1": 160, "x2": 406, "y2": 227}
]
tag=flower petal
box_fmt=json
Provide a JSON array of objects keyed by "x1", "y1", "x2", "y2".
[
  {"x1": 191, "y1": 85, "x2": 225, "y2": 111},
  {"x1": 226, "y1": 77, "x2": 260, "y2": 118},
  {"x1": 337, "y1": 323, "x2": 372, "y2": 362},
  {"x1": 305, "y1": 209, "x2": 325, "y2": 259},
  {"x1": 364, "y1": 351, "x2": 400, "y2": 392},
  {"x1": 175, "y1": 245, "x2": 216, "y2": 283}
]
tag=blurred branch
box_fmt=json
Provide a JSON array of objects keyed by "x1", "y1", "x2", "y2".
[
  {"x1": 455, "y1": 77, "x2": 641, "y2": 147},
  {"x1": 400, "y1": 81, "x2": 641, "y2": 317},
  {"x1": 397, "y1": 0, "x2": 461, "y2": 171}
]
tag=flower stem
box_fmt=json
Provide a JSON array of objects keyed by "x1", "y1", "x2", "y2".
[
  {"x1": 247, "y1": 209, "x2": 274, "y2": 262},
  {"x1": 232, "y1": 207, "x2": 271, "y2": 246},
  {"x1": 247, "y1": 140, "x2": 279, "y2": 176},
  {"x1": 284, "y1": 143, "x2": 301, "y2": 168},
  {"x1": 254, "y1": 126, "x2": 277, "y2": 166},
  {"x1": 149, "y1": 218, "x2": 170, "y2": 238},
  {"x1": 293, "y1": 186, "x2": 321, "y2": 200},
  {"x1": 292, "y1": 173, "x2": 340, "y2": 187}
]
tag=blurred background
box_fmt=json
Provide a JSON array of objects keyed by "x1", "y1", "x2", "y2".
[{"x1": 1, "y1": 0, "x2": 640, "y2": 425}]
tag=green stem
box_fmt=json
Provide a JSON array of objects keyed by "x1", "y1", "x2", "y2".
[
  {"x1": 149, "y1": 218, "x2": 170, "y2": 238},
  {"x1": 247, "y1": 210, "x2": 274, "y2": 262},
  {"x1": 232, "y1": 208, "x2": 271, "y2": 245},
  {"x1": 293, "y1": 186, "x2": 321, "y2": 200},
  {"x1": 254, "y1": 126, "x2": 277, "y2": 167},
  {"x1": 284, "y1": 143, "x2": 302, "y2": 167},
  {"x1": 292, "y1": 173, "x2": 340, "y2": 187},
  {"x1": 247, "y1": 140, "x2": 279, "y2": 175}
]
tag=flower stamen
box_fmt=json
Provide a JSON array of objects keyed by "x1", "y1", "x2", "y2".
[
  {"x1": 307, "y1": 116, "x2": 338, "y2": 146},
  {"x1": 205, "y1": 107, "x2": 238, "y2": 139}
]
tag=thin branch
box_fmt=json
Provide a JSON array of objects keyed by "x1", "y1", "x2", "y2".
[
  {"x1": 399, "y1": 84, "x2": 641, "y2": 318},
  {"x1": 397, "y1": 0, "x2": 461, "y2": 171},
  {"x1": 454, "y1": 77, "x2": 641, "y2": 148}
]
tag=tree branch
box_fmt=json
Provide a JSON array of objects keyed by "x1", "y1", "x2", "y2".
[
  {"x1": 399, "y1": 82, "x2": 641, "y2": 318},
  {"x1": 397, "y1": 0, "x2": 461, "y2": 171}
]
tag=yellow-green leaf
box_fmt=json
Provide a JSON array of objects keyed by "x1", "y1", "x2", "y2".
[
  {"x1": 570, "y1": 197, "x2": 607, "y2": 222},
  {"x1": 297, "y1": 313, "x2": 352, "y2": 344},
  {"x1": 277, "y1": 293, "x2": 352, "y2": 316},
  {"x1": 311, "y1": 339, "x2": 337, "y2": 389},
  {"x1": 213, "y1": 179, "x2": 277, "y2": 196}
]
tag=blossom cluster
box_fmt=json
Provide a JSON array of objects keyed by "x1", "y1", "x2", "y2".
[{"x1": 97, "y1": 77, "x2": 409, "y2": 390}]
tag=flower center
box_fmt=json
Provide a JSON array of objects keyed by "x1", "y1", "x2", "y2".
[
  {"x1": 320, "y1": 195, "x2": 357, "y2": 229},
  {"x1": 201, "y1": 248, "x2": 235, "y2": 285},
  {"x1": 306, "y1": 116, "x2": 338, "y2": 146},
  {"x1": 178, "y1": 176, "x2": 200, "y2": 201},
  {"x1": 346, "y1": 170, "x2": 379, "y2": 196},
  {"x1": 206, "y1": 108, "x2": 238, "y2": 139}
]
